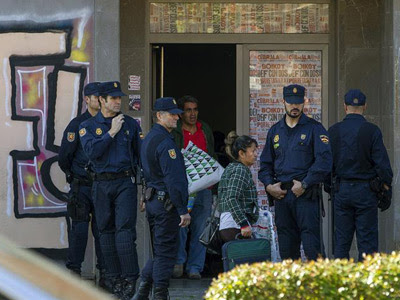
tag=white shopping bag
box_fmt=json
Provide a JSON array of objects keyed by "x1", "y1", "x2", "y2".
[
  {"x1": 182, "y1": 141, "x2": 224, "y2": 194},
  {"x1": 252, "y1": 210, "x2": 281, "y2": 262}
]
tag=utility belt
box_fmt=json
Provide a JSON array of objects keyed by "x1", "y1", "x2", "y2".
[
  {"x1": 93, "y1": 170, "x2": 134, "y2": 181},
  {"x1": 339, "y1": 178, "x2": 370, "y2": 183},
  {"x1": 72, "y1": 175, "x2": 92, "y2": 186},
  {"x1": 144, "y1": 187, "x2": 174, "y2": 212}
]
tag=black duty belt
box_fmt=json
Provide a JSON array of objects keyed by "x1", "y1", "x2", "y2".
[
  {"x1": 280, "y1": 181, "x2": 294, "y2": 190},
  {"x1": 340, "y1": 178, "x2": 370, "y2": 183},
  {"x1": 73, "y1": 175, "x2": 92, "y2": 186},
  {"x1": 94, "y1": 170, "x2": 133, "y2": 181}
]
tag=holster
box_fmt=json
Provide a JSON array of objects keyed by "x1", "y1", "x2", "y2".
[
  {"x1": 155, "y1": 190, "x2": 173, "y2": 212},
  {"x1": 67, "y1": 179, "x2": 90, "y2": 222}
]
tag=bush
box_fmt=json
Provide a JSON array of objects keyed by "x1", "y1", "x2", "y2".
[{"x1": 205, "y1": 252, "x2": 400, "y2": 299}]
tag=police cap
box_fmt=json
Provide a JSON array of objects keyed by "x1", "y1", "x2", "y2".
[
  {"x1": 344, "y1": 89, "x2": 366, "y2": 106},
  {"x1": 154, "y1": 97, "x2": 183, "y2": 114},
  {"x1": 99, "y1": 81, "x2": 126, "y2": 97},
  {"x1": 83, "y1": 82, "x2": 100, "y2": 96},
  {"x1": 283, "y1": 84, "x2": 305, "y2": 104}
]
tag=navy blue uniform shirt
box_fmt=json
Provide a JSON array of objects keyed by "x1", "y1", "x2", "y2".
[
  {"x1": 141, "y1": 123, "x2": 188, "y2": 216},
  {"x1": 259, "y1": 113, "x2": 332, "y2": 187},
  {"x1": 59, "y1": 110, "x2": 92, "y2": 178},
  {"x1": 79, "y1": 112, "x2": 142, "y2": 173},
  {"x1": 328, "y1": 114, "x2": 392, "y2": 185}
]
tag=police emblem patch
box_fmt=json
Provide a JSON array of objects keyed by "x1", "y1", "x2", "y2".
[
  {"x1": 168, "y1": 149, "x2": 176, "y2": 159},
  {"x1": 353, "y1": 98, "x2": 359, "y2": 104},
  {"x1": 320, "y1": 135, "x2": 329, "y2": 144},
  {"x1": 67, "y1": 132, "x2": 75, "y2": 142},
  {"x1": 96, "y1": 128, "x2": 102, "y2": 135},
  {"x1": 293, "y1": 87, "x2": 297, "y2": 93},
  {"x1": 114, "y1": 82, "x2": 118, "y2": 88},
  {"x1": 301, "y1": 134, "x2": 306, "y2": 140},
  {"x1": 79, "y1": 128, "x2": 86, "y2": 137},
  {"x1": 273, "y1": 134, "x2": 279, "y2": 143}
]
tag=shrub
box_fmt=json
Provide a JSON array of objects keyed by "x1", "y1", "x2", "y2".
[{"x1": 205, "y1": 252, "x2": 400, "y2": 299}]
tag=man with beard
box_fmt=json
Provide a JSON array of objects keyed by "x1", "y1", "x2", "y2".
[
  {"x1": 258, "y1": 84, "x2": 332, "y2": 261},
  {"x1": 133, "y1": 97, "x2": 191, "y2": 300},
  {"x1": 79, "y1": 81, "x2": 142, "y2": 299}
]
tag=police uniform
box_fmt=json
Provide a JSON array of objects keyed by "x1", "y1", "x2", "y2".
[
  {"x1": 328, "y1": 89, "x2": 393, "y2": 261},
  {"x1": 259, "y1": 84, "x2": 332, "y2": 261},
  {"x1": 137, "y1": 97, "x2": 188, "y2": 300},
  {"x1": 79, "y1": 81, "x2": 142, "y2": 298},
  {"x1": 58, "y1": 82, "x2": 104, "y2": 277}
]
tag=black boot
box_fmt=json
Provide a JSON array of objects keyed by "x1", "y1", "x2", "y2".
[
  {"x1": 132, "y1": 281, "x2": 152, "y2": 300},
  {"x1": 120, "y1": 278, "x2": 136, "y2": 300},
  {"x1": 152, "y1": 287, "x2": 169, "y2": 300},
  {"x1": 98, "y1": 269, "x2": 107, "y2": 290}
]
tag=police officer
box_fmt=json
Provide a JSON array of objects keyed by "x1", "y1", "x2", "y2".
[
  {"x1": 133, "y1": 97, "x2": 191, "y2": 300},
  {"x1": 327, "y1": 89, "x2": 393, "y2": 261},
  {"x1": 58, "y1": 82, "x2": 105, "y2": 283},
  {"x1": 258, "y1": 84, "x2": 332, "y2": 261},
  {"x1": 79, "y1": 81, "x2": 142, "y2": 299}
]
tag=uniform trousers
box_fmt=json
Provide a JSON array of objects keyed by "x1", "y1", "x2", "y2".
[
  {"x1": 141, "y1": 195, "x2": 180, "y2": 288},
  {"x1": 275, "y1": 190, "x2": 323, "y2": 261},
  {"x1": 66, "y1": 184, "x2": 104, "y2": 273},
  {"x1": 92, "y1": 176, "x2": 139, "y2": 280},
  {"x1": 334, "y1": 181, "x2": 378, "y2": 261}
]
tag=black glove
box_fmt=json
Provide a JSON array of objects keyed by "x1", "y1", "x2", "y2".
[{"x1": 378, "y1": 189, "x2": 392, "y2": 212}]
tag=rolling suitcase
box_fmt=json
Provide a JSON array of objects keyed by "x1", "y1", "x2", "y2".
[{"x1": 222, "y1": 236, "x2": 271, "y2": 272}]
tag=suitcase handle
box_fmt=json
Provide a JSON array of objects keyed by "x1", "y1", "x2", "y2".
[{"x1": 235, "y1": 233, "x2": 256, "y2": 240}]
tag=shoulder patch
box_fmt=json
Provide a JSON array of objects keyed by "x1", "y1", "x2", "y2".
[
  {"x1": 320, "y1": 134, "x2": 329, "y2": 144},
  {"x1": 168, "y1": 149, "x2": 177, "y2": 159},
  {"x1": 96, "y1": 128, "x2": 103, "y2": 135},
  {"x1": 273, "y1": 134, "x2": 279, "y2": 143},
  {"x1": 79, "y1": 128, "x2": 87, "y2": 137},
  {"x1": 67, "y1": 132, "x2": 75, "y2": 142}
]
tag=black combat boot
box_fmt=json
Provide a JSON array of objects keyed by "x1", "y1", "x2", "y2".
[
  {"x1": 131, "y1": 281, "x2": 152, "y2": 300},
  {"x1": 152, "y1": 287, "x2": 169, "y2": 300},
  {"x1": 120, "y1": 277, "x2": 136, "y2": 300}
]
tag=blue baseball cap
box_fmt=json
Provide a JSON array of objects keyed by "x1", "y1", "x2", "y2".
[
  {"x1": 153, "y1": 97, "x2": 183, "y2": 114},
  {"x1": 99, "y1": 81, "x2": 126, "y2": 97},
  {"x1": 344, "y1": 89, "x2": 366, "y2": 106},
  {"x1": 283, "y1": 84, "x2": 305, "y2": 104},
  {"x1": 83, "y1": 82, "x2": 100, "y2": 96}
]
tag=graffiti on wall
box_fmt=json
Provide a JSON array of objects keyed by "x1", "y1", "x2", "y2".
[{"x1": 1, "y1": 10, "x2": 94, "y2": 218}]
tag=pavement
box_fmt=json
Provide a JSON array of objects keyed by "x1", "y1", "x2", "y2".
[{"x1": 169, "y1": 278, "x2": 213, "y2": 300}]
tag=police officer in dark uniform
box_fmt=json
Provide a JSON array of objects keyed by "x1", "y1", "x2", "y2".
[
  {"x1": 133, "y1": 97, "x2": 191, "y2": 300},
  {"x1": 258, "y1": 84, "x2": 332, "y2": 261},
  {"x1": 58, "y1": 82, "x2": 105, "y2": 283},
  {"x1": 79, "y1": 81, "x2": 142, "y2": 299},
  {"x1": 327, "y1": 89, "x2": 393, "y2": 261}
]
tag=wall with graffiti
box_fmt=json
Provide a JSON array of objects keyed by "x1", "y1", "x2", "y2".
[{"x1": 0, "y1": 2, "x2": 94, "y2": 248}]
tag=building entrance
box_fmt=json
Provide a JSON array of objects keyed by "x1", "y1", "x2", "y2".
[{"x1": 154, "y1": 44, "x2": 236, "y2": 137}]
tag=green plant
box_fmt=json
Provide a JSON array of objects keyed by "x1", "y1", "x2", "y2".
[{"x1": 205, "y1": 252, "x2": 400, "y2": 299}]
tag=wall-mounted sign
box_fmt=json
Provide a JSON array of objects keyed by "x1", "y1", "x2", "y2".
[{"x1": 150, "y1": 3, "x2": 329, "y2": 34}]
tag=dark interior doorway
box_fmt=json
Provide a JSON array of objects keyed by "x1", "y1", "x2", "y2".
[{"x1": 154, "y1": 44, "x2": 236, "y2": 137}]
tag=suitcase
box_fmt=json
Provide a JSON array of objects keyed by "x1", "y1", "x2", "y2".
[{"x1": 222, "y1": 237, "x2": 271, "y2": 272}]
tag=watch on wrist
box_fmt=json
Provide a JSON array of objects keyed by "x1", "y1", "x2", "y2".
[{"x1": 301, "y1": 180, "x2": 308, "y2": 190}]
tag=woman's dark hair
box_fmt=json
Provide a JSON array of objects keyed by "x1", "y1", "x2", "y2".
[{"x1": 225, "y1": 131, "x2": 258, "y2": 160}]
